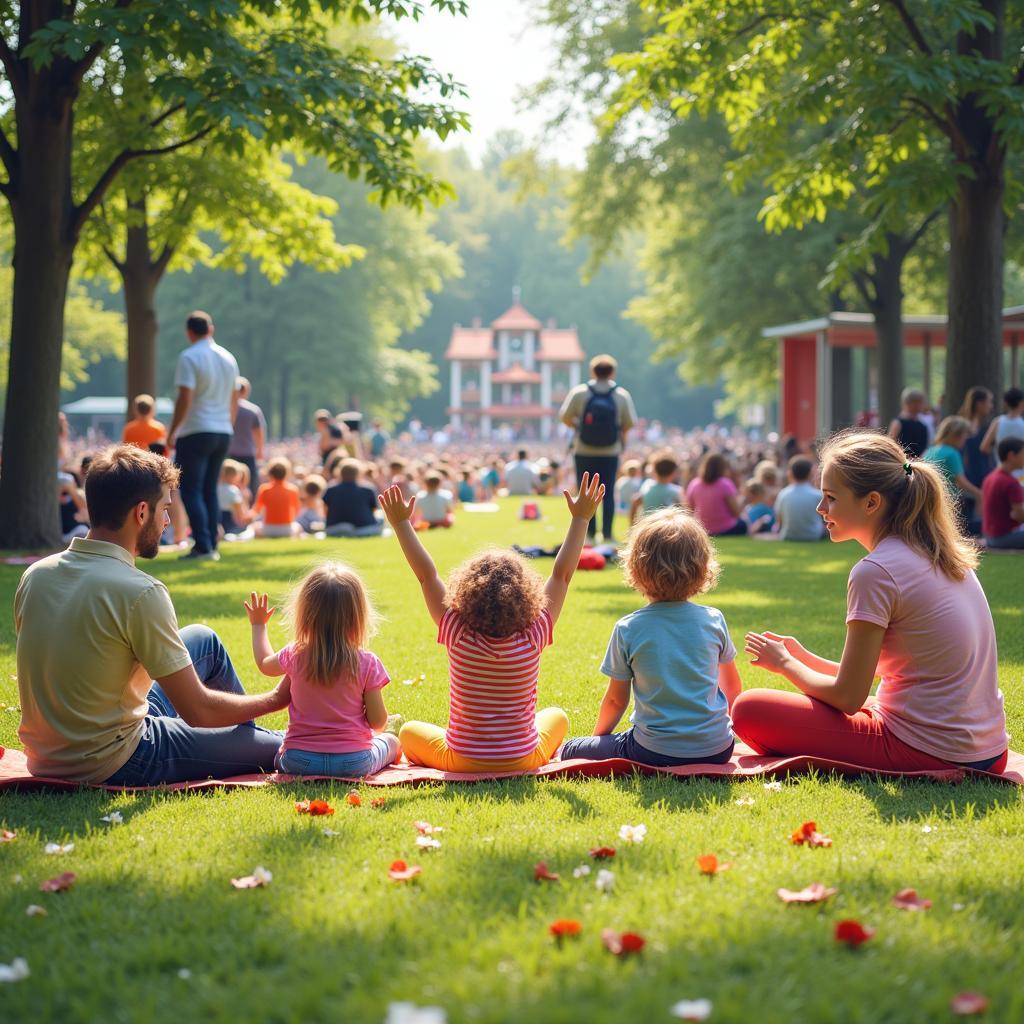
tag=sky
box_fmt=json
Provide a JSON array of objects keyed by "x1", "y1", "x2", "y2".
[{"x1": 394, "y1": 0, "x2": 592, "y2": 165}]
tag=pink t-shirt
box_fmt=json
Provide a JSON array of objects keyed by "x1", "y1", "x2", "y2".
[
  {"x1": 278, "y1": 643, "x2": 389, "y2": 754},
  {"x1": 685, "y1": 477, "x2": 739, "y2": 535},
  {"x1": 846, "y1": 536, "x2": 1007, "y2": 762},
  {"x1": 438, "y1": 607, "x2": 553, "y2": 759}
]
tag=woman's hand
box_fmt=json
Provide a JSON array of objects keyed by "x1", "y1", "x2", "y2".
[
  {"x1": 244, "y1": 592, "x2": 276, "y2": 626},
  {"x1": 378, "y1": 484, "x2": 416, "y2": 526},
  {"x1": 744, "y1": 632, "x2": 794, "y2": 675},
  {"x1": 761, "y1": 631, "x2": 807, "y2": 662},
  {"x1": 564, "y1": 471, "x2": 605, "y2": 521}
]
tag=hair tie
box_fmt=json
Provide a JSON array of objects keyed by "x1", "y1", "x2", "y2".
[{"x1": 903, "y1": 461, "x2": 913, "y2": 477}]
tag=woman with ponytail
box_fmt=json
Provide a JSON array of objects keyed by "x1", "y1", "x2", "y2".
[{"x1": 736, "y1": 430, "x2": 1008, "y2": 773}]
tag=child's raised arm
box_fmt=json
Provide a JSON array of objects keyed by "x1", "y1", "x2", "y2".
[
  {"x1": 244, "y1": 592, "x2": 285, "y2": 676},
  {"x1": 544, "y1": 472, "x2": 605, "y2": 625},
  {"x1": 379, "y1": 485, "x2": 447, "y2": 625}
]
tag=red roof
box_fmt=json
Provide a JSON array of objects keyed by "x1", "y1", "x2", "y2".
[
  {"x1": 491, "y1": 301, "x2": 543, "y2": 331},
  {"x1": 490, "y1": 362, "x2": 541, "y2": 384},
  {"x1": 444, "y1": 328, "x2": 497, "y2": 361},
  {"x1": 538, "y1": 328, "x2": 584, "y2": 362}
]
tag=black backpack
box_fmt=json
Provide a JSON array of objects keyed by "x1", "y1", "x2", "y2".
[{"x1": 578, "y1": 383, "x2": 619, "y2": 447}]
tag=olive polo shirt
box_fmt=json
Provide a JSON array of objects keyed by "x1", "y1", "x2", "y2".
[{"x1": 14, "y1": 538, "x2": 192, "y2": 783}]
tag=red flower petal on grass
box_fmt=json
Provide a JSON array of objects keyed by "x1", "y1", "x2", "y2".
[
  {"x1": 697, "y1": 854, "x2": 731, "y2": 875},
  {"x1": 549, "y1": 919, "x2": 581, "y2": 940},
  {"x1": 388, "y1": 859, "x2": 421, "y2": 882},
  {"x1": 40, "y1": 872, "x2": 76, "y2": 893},
  {"x1": 892, "y1": 888, "x2": 932, "y2": 911},
  {"x1": 589, "y1": 847, "x2": 616, "y2": 860},
  {"x1": 834, "y1": 920, "x2": 875, "y2": 947},
  {"x1": 0, "y1": 829, "x2": 15, "y2": 842},
  {"x1": 601, "y1": 928, "x2": 646, "y2": 956},
  {"x1": 345, "y1": 791, "x2": 362, "y2": 807},
  {"x1": 790, "y1": 821, "x2": 833, "y2": 847},
  {"x1": 534, "y1": 861, "x2": 561, "y2": 883},
  {"x1": 370, "y1": 797, "x2": 386, "y2": 808},
  {"x1": 777, "y1": 883, "x2": 838, "y2": 904},
  {"x1": 950, "y1": 992, "x2": 989, "y2": 1016},
  {"x1": 295, "y1": 799, "x2": 335, "y2": 816}
]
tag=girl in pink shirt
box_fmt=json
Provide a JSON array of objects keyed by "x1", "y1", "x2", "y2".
[
  {"x1": 245, "y1": 563, "x2": 401, "y2": 777},
  {"x1": 737, "y1": 430, "x2": 1008, "y2": 773},
  {"x1": 685, "y1": 453, "x2": 747, "y2": 536},
  {"x1": 378, "y1": 473, "x2": 605, "y2": 773}
]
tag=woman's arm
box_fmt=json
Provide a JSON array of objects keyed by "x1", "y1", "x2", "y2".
[
  {"x1": 760, "y1": 632, "x2": 840, "y2": 676},
  {"x1": 744, "y1": 620, "x2": 884, "y2": 715},
  {"x1": 979, "y1": 418, "x2": 998, "y2": 455},
  {"x1": 378, "y1": 485, "x2": 447, "y2": 624},
  {"x1": 545, "y1": 472, "x2": 605, "y2": 625},
  {"x1": 592, "y1": 678, "x2": 631, "y2": 735},
  {"x1": 244, "y1": 592, "x2": 284, "y2": 675}
]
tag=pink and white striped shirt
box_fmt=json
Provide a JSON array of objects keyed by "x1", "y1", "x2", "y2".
[{"x1": 438, "y1": 607, "x2": 553, "y2": 759}]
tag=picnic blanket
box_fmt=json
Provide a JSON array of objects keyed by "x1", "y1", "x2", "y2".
[{"x1": 1, "y1": 744, "x2": 1021, "y2": 793}]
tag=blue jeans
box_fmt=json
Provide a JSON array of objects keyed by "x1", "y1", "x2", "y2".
[
  {"x1": 574, "y1": 454, "x2": 619, "y2": 538},
  {"x1": 275, "y1": 735, "x2": 400, "y2": 777},
  {"x1": 176, "y1": 432, "x2": 231, "y2": 553},
  {"x1": 986, "y1": 531, "x2": 1024, "y2": 549},
  {"x1": 561, "y1": 727, "x2": 735, "y2": 767},
  {"x1": 104, "y1": 624, "x2": 283, "y2": 785}
]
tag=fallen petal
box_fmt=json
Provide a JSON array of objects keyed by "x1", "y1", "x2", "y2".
[
  {"x1": 777, "y1": 883, "x2": 838, "y2": 904},
  {"x1": 697, "y1": 854, "x2": 731, "y2": 876},
  {"x1": 388, "y1": 859, "x2": 422, "y2": 882},
  {"x1": 43, "y1": 842, "x2": 74, "y2": 855},
  {"x1": 548, "y1": 918, "x2": 582, "y2": 939},
  {"x1": 572, "y1": 864, "x2": 591, "y2": 878},
  {"x1": 370, "y1": 797, "x2": 387, "y2": 808},
  {"x1": 534, "y1": 861, "x2": 560, "y2": 883},
  {"x1": 595, "y1": 868, "x2": 615, "y2": 893},
  {"x1": 0, "y1": 829, "x2": 15, "y2": 842},
  {"x1": 734, "y1": 798, "x2": 755, "y2": 806},
  {"x1": 602, "y1": 928, "x2": 646, "y2": 957},
  {"x1": 834, "y1": 920, "x2": 875, "y2": 946},
  {"x1": 415, "y1": 836, "x2": 441, "y2": 851},
  {"x1": 892, "y1": 888, "x2": 932, "y2": 911},
  {"x1": 763, "y1": 781, "x2": 782, "y2": 792},
  {"x1": 345, "y1": 791, "x2": 362, "y2": 807},
  {"x1": 0, "y1": 958, "x2": 29, "y2": 983},
  {"x1": 40, "y1": 872, "x2": 76, "y2": 893},
  {"x1": 671, "y1": 998, "x2": 712, "y2": 1020},
  {"x1": 231, "y1": 866, "x2": 271, "y2": 889},
  {"x1": 950, "y1": 992, "x2": 989, "y2": 1016},
  {"x1": 100, "y1": 812, "x2": 123, "y2": 825},
  {"x1": 589, "y1": 846, "x2": 616, "y2": 860},
  {"x1": 25, "y1": 905, "x2": 47, "y2": 917},
  {"x1": 385, "y1": 1000, "x2": 447, "y2": 1024}
]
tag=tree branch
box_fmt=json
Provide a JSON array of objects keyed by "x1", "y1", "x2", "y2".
[
  {"x1": 68, "y1": 0, "x2": 134, "y2": 88},
  {"x1": 149, "y1": 102, "x2": 186, "y2": 130},
  {"x1": 0, "y1": 122, "x2": 17, "y2": 183},
  {"x1": 71, "y1": 125, "x2": 216, "y2": 239},
  {"x1": 102, "y1": 243, "x2": 126, "y2": 274},
  {"x1": 851, "y1": 268, "x2": 877, "y2": 310},
  {"x1": 883, "y1": 0, "x2": 933, "y2": 56},
  {"x1": 908, "y1": 208, "x2": 941, "y2": 250},
  {"x1": 154, "y1": 241, "x2": 176, "y2": 279},
  {"x1": 0, "y1": 30, "x2": 23, "y2": 97}
]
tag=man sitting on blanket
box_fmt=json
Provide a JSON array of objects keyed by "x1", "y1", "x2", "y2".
[{"x1": 15, "y1": 444, "x2": 287, "y2": 786}]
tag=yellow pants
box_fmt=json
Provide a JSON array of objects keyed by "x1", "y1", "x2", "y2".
[{"x1": 399, "y1": 707, "x2": 569, "y2": 772}]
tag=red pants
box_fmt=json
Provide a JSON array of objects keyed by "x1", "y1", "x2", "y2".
[{"x1": 732, "y1": 689, "x2": 1008, "y2": 774}]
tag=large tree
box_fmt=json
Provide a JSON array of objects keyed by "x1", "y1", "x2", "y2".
[
  {"x1": 610, "y1": 1, "x2": 1024, "y2": 419},
  {"x1": 0, "y1": 0, "x2": 466, "y2": 548}
]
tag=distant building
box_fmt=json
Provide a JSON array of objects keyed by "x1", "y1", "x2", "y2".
[{"x1": 444, "y1": 290, "x2": 585, "y2": 439}]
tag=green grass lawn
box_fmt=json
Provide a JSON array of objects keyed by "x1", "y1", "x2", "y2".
[{"x1": 1, "y1": 498, "x2": 1022, "y2": 1023}]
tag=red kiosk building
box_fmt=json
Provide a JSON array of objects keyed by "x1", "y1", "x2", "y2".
[
  {"x1": 765, "y1": 308, "x2": 1024, "y2": 444},
  {"x1": 444, "y1": 291, "x2": 585, "y2": 439}
]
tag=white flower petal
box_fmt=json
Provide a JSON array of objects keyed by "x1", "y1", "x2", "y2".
[
  {"x1": 670, "y1": 998, "x2": 712, "y2": 1020},
  {"x1": 385, "y1": 1001, "x2": 447, "y2": 1024},
  {"x1": 763, "y1": 781, "x2": 782, "y2": 792},
  {"x1": 734, "y1": 798, "x2": 755, "y2": 806},
  {"x1": 43, "y1": 842, "x2": 74, "y2": 855},
  {"x1": 572, "y1": 865, "x2": 591, "y2": 878},
  {"x1": 0, "y1": 958, "x2": 29, "y2": 983},
  {"x1": 595, "y1": 869, "x2": 615, "y2": 893},
  {"x1": 177, "y1": 968, "x2": 192, "y2": 980},
  {"x1": 618, "y1": 824, "x2": 647, "y2": 843},
  {"x1": 101, "y1": 812, "x2": 123, "y2": 825},
  {"x1": 25, "y1": 905, "x2": 46, "y2": 917},
  {"x1": 252, "y1": 866, "x2": 272, "y2": 885},
  {"x1": 415, "y1": 836, "x2": 441, "y2": 850}
]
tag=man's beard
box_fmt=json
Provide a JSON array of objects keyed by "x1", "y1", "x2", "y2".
[{"x1": 138, "y1": 516, "x2": 162, "y2": 559}]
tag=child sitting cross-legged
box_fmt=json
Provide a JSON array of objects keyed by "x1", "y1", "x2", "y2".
[
  {"x1": 378, "y1": 472, "x2": 606, "y2": 772},
  {"x1": 560, "y1": 507, "x2": 742, "y2": 767},
  {"x1": 245, "y1": 563, "x2": 401, "y2": 777}
]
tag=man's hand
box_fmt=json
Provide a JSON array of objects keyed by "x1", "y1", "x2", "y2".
[
  {"x1": 378, "y1": 485, "x2": 416, "y2": 526},
  {"x1": 244, "y1": 592, "x2": 276, "y2": 626},
  {"x1": 564, "y1": 472, "x2": 605, "y2": 521}
]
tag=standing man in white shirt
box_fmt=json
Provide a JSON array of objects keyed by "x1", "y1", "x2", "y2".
[{"x1": 167, "y1": 311, "x2": 239, "y2": 561}]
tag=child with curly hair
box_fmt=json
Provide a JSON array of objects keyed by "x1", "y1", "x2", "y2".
[
  {"x1": 560, "y1": 507, "x2": 741, "y2": 766},
  {"x1": 378, "y1": 473, "x2": 605, "y2": 771}
]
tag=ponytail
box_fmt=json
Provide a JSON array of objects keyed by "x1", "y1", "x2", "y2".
[{"x1": 819, "y1": 430, "x2": 978, "y2": 581}]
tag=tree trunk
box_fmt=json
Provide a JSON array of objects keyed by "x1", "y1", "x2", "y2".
[
  {"x1": 946, "y1": 172, "x2": 1004, "y2": 413},
  {"x1": 0, "y1": 75, "x2": 75, "y2": 548},
  {"x1": 869, "y1": 237, "x2": 908, "y2": 425},
  {"x1": 122, "y1": 195, "x2": 162, "y2": 406},
  {"x1": 946, "y1": 0, "x2": 1006, "y2": 415}
]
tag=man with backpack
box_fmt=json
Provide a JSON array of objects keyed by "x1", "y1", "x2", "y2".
[{"x1": 559, "y1": 354, "x2": 638, "y2": 542}]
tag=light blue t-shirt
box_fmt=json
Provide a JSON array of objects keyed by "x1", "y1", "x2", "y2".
[
  {"x1": 776, "y1": 482, "x2": 824, "y2": 541},
  {"x1": 639, "y1": 478, "x2": 682, "y2": 514},
  {"x1": 601, "y1": 601, "x2": 736, "y2": 758}
]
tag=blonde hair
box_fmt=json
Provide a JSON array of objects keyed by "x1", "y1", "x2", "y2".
[
  {"x1": 933, "y1": 415, "x2": 972, "y2": 447},
  {"x1": 819, "y1": 430, "x2": 977, "y2": 581},
  {"x1": 446, "y1": 549, "x2": 545, "y2": 637},
  {"x1": 285, "y1": 562, "x2": 378, "y2": 686},
  {"x1": 622, "y1": 507, "x2": 720, "y2": 602}
]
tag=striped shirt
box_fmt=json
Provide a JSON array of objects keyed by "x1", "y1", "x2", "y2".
[{"x1": 438, "y1": 607, "x2": 553, "y2": 759}]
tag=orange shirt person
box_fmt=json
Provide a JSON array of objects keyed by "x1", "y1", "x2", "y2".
[
  {"x1": 122, "y1": 395, "x2": 167, "y2": 450},
  {"x1": 253, "y1": 458, "x2": 301, "y2": 537}
]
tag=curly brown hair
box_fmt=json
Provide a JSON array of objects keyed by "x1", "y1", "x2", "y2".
[
  {"x1": 445, "y1": 549, "x2": 546, "y2": 637},
  {"x1": 622, "y1": 507, "x2": 720, "y2": 602}
]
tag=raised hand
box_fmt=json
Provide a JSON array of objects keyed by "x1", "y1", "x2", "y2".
[
  {"x1": 564, "y1": 472, "x2": 605, "y2": 521},
  {"x1": 763, "y1": 631, "x2": 807, "y2": 661},
  {"x1": 378, "y1": 484, "x2": 416, "y2": 526},
  {"x1": 744, "y1": 631, "x2": 791, "y2": 675},
  {"x1": 244, "y1": 592, "x2": 276, "y2": 626}
]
